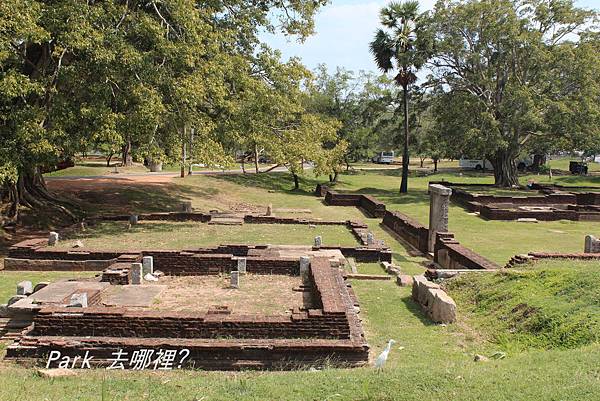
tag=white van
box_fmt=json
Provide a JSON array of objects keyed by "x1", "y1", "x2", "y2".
[
  {"x1": 459, "y1": 158, "x2": 492, "y2": 170},
  {"x1": 372, "y1": 151, "x2": 395, "y2": 164}
]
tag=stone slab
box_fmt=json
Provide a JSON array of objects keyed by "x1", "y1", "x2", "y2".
[{"x1": 101, "y1": 285, "x2": 165, "y2": 307}]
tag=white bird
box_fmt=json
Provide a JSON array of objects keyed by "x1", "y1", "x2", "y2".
[{"x1": 374, "y1": 339, "x2": 396, "y2": 371}]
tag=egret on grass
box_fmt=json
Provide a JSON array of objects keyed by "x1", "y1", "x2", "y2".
[{"x1": 374, "y1": 339, "x2": 396, "y2": 371}]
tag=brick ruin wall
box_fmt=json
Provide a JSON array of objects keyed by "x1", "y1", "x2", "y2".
[
  {"x1": 382, "y1": 210, "x2": 429, "y2": 254},
  {"x1": 315, "y1": 183, "x2": 500, "y2": 269},
  {"x1": 430, "y1": 181, "x2": 600, "y2": 221},
  {"x1": 6, "y1": 258, "x2": 369, "y2": 370},
  {"x1": 321, "y1": 189, "x2": 386, "y2": 218}
]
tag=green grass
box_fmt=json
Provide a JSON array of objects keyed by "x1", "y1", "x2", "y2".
[
  {"x1": 0, "y1": 271, "x2": 97, "y2": 303},
  {"x1": 1, "y1": 277, "x2": 600, "y2": 400},
  {"x1": 446, "y1": 259, "x2": 600, "y2": 351},
  {"x1": 54, "y1": 221, "x2": 360, "y2": 249},
  {"x1": 3, "y1": 167, "x2": 600, "y2": 399}
]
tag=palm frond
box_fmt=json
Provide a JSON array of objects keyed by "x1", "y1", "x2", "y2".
[{"x1": 370, "y1": 29, "x2": 394, "y2": 72}]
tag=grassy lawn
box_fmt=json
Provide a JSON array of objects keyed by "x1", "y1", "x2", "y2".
[
  {"x1": 3, "y1": 168, "x2": 600, "y2": 400},
  {"x1": 1, "y1": 273, "x2": 599, "y2": 400},
  {"x1": 55, "y1": 221, "x2": 360, "y2": 249},
  {"x1": 446, "y1": 259, "x2": 600, "y2": 351}
]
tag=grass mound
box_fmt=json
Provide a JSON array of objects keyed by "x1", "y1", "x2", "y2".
[{"x1": 446, "y1": 259, "x2": 600, "y2": 350}]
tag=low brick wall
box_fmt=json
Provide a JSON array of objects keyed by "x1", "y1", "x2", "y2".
[
  {"x1": 320, "y1": 186, "x2": 386, "y2": 218},
  {"x1": 382, "y1": 210, "x2": 429, "y2": 254},
  {"x1": 7, "y1": 257, "x2": 370, "y2": 370},
  {"x1": 434, "y1": 233, "x2": 499, "y2": 270}
]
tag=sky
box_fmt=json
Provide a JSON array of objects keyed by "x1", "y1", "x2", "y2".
[{"x1": 261, "y1": 0, "x2": 599, "y2": 75}]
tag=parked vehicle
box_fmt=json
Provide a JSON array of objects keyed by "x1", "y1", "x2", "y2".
[
  {"x1": 371, "y1": 151, "x2": 395, "y2": 164},
  {"x1": 458, "y1": 158, "x2": 492, "y2": 170}
]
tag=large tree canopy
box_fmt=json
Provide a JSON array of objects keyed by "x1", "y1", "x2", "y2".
[
  {"x1": 429, "y1": 0, "x2": 600, "y2": 186},
  {"x1": 0, "y1": 0, "x2": 339, "y2": 223}
]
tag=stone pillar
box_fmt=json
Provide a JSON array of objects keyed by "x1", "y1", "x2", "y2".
[
  {"x1": 266, "y1": 204, "x2": 273, "y2": 216},
  {"x1": 237, "y1": 257, "x2": 247, "y2": 274},
  {"x1": 230, "y1": 270, "x2": 240, "y2": 288},
  {"x1": 142, "y1": 256, "x2": 154, "y2": 275},
  {"x1": 182, "y1": 201, "x2": 193, "y2": 213},
  {"x1": 366, "y1": 232, "x2": 374, "y2": 246},
  {"x1": 130, "y1": 263, "x2": 142, "y2": 285},
  {"x1": 584, "y1": 235, "x2": 600, "y2": 253},
  {"x1": 428, "y1": 184, "x2": 452, "y2": 253},
  {"x1": 129, "y1": 215, "x2": 138, "y2": 226},
  {"x1": 299, "y1": 256, "x2": 310, "y2": 277},
  {"x1": 48, "y1": 232, "x2": 59, "y2": 246},
  {"x1": 17, "y1": 281, "x2": 33, "y2": 296},
  {"x1": 314, "y1": 236, "x2": 322, "y2": 248}
]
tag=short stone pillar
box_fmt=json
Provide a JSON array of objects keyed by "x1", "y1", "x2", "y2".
[
  {"x1": 17, "y1": 281, "x2": 33, "y2": 296},
  {"x1": 68, "y1": 293, "x2": 88, "y2": 308},
  {"x1": 182, "y1": 201, "x2": 193, "y2": 213},
  {"x1": 428, "y1": 184, "x2": 452, "y2": 253},
  {"x1": 299, "y1": 256, "x2": 310, "y2": 279},
  {"x1": 230, "y1": 270, "x2": 240, "y2": 288},
  {"x1": 314, "y1": 236, "x2": 322, "y2": 248},
  {"x1": 266, "y1": 204, "x2": 273, "y2": 216},
  {"x1": 129, "y1": 215, "x2": 139, "y2": 226},
  {"x1": 584, "y1": 235, "x2": 600, "y2": 253},
  {"x1": 48, "y1": 231, "x2": 59, "y2": 246},
  {"x1": 130, "y1": 263, "x2": 142, "y2": 285},
  {"x1": 237, "y1": 257, "x2": 247, "y2": 274},
  {"x1": 366, "y1": 232, "x2": 375, "y2": 246},
  {"x1": 142, "y1": 256, "x2": 154, "y2": 275}
]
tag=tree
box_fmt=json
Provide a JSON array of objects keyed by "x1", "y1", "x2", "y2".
[
  {"x1": 370, "y1": 1, "x2": 433, "y2": 193},
  {"x1": 429, "y1": 0, "x2": 598, "y2": 186},
  {"x1": 0, "y1": 0, "x2": 329, "y2": 224}
]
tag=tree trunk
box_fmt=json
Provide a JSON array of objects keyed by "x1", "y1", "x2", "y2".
[
  {"x1": 254, "y1": 143, "x2": 260, "y2": 174},
  {"x1": 241, "y1": 152, "x2": 246, "y2": 174},
  {"x1": 333, "y1": 171, "x2": 339, "y2": 182},
  {"x1": 188, "y1": 128, "x2": 194, "y2": 175},
  {"x1": 180, "y1": 127, "x2": 186, "y2": 178},
  {"x1": 106, "y1": 153, "x2": 113, "y2": 167},
  {"x1": 329, "y1": 174, "x2": 334, "y2": 183},
  {"x1": 420, "y1": 157, "x2": 425, "y2": 168},
  {"x1": 400, "y1": 85, "x2": 410, "y2": 193},
  {"x1": 293, "y1": 173, "x2": 299, "y2": 190},
  {"x1": 4, "y1": 167, "x2": 81, "y2": 224},
  {"x1": 491, "y1": 150, "x2": 519, "y2": 187},
  {"x1": 121, "y1": 141, "x2": 133, "y2": 167},
  {"x1": 532, "y1": 154, "x2": 546, "y2": 171},
  {"x1": 345, "y1": 156, "x2": 350, "y2": 172},
  {"x1": 433, "y1": 158, "x2": 438, "y2": 173}
]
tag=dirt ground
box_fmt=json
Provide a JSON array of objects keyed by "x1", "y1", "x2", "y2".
[{"x1": 146, "y1": 275, "x2": 314, "y2": 315}]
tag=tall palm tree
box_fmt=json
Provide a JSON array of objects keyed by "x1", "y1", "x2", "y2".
[{"x1": 370, "y1": 1, "x2": 432, "y2": 193}]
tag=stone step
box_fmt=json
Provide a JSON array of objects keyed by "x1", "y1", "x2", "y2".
[{"x1": 208, "y1": 218, "x2": 244, "y2": 226}]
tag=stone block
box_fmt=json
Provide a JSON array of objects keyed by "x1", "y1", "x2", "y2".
[
  {"x1": 366, "y1": 232, "x2": 374, "y2": 246},
  {"x1": 428, "y1": 184, "x2": 452, "y2": 252},
  {"x1": 230, "y1": 270, "x2": 240, "y2": 288},
  {"x1": 314, "y1": 236, "x2": 322, "y2": 248},
  {"x1": 48, "y1": 232, "x2": 59, "y2": 246},
  {"x1": 396, "y1": 275, "x2": 413, "y2": 287},
  {"x1": 237, "y1": 257, "x2": 247, "y2": 274},
  {"x1": 585, "y1": 234, "x2": 600, "y2": 253},
  {"x1": 299, "y1": 256, "x2": 310, "y2": 278},
  {"x1": 430, "y1": 290, "x2": 457, "y2": 323},
  {"x1": 130, "y1": 263, "x2": 142, "y2": 285},
  {"x1": 418, "y1": 280, "x2": 440, "y2": 307},
  {"x1": 412, "y1": 275, "x2": 428, "y2": 302},
  {"x1": 17, "y1": 281, "x2": 33, "y2": 296},
  {"x1": 266, "y1": 204, "x2": 273, "y2": 216},
  {"x1": 129, "y1": 215, "x2": 138, "y2": 225},
  {"x1": 142, "y1": 256, "x2": 154, "y2": 275}
]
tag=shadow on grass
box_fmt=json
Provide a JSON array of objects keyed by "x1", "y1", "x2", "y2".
[
  {"x1": 399, "y1": 294, "x2": 436, "y2": 327},
  {"x1": 211, "y1": 172, "x2": 322, "y2": 197},
  {"x1": 68, "y1": 221, "x2": 199, "y2": 241}
]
